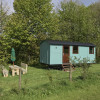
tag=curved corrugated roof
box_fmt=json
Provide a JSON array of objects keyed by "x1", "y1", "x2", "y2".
[{"x1": 45, "y1": 40, "x2": 95, "y2": 47}]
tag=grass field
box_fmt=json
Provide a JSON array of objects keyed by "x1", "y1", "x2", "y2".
[{"x1": 0, "y1": 64, "x2": 100, "y2": 100}]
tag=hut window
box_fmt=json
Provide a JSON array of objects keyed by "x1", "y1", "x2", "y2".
[
  {"x1": 73, "y1": 46, "x2": 78, "y2": 54},
  {"x1": 89, "y1": 47, "x2": 94, "y2": 54},
  {"x1": 64, "y1": 46, "x2": 69, "y2": 54}
]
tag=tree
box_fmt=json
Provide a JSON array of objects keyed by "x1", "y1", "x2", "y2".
[
  {"x1": 0, "y1": 0, "x2": 8, "y2": 34},
  {"x1": 89, "y1": 1, "x2": 100, "y2": 60},
  {"x1": 58, "y1": 0, "x2": 96, "y2": 43},
  {"x1": 4, "y1": 0, "x2": 59, "y2": 65},
  {"x1": 0, "y1": 1, "x2": 10, "y2": 65}
]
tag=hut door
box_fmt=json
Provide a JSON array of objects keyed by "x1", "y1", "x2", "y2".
[{"x1": 63, "y1": 46, "x2": 69, "y2": 63}]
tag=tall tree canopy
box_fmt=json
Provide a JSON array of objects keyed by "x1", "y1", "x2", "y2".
[
  {"x1": 4, "y1": 0, "x2": 59, "y2": 64},
  {"x1": 89, "y1": 1, "x2": 100, "y2": 57},
  {"x1": 0, "y1": 1, "x2": 8, "y2": 34},
  {"x1": 58, "y1": 1, "x2": 96, "y2": 42},
  {"x1": 0, "y1": 1, "x2": 9, "y2": 65}
]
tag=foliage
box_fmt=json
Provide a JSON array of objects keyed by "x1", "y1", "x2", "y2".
[
  {"x1": 1, "y1": 33, "x2": 11, "y2": 64},
  {"x1": 58, "y1": 1, "x2": 96, "y2": 42},
  {"x1": 88, "y1": 1, "x2": 100, "y2": 58},
  {"x1": 0, "y1": 2, "x2": 10, "y2": 65},
  {"x1": 96, "y1": 56, "x2": 100, "y2": 64},
  {"x1": 4, "y1": 0, "x2": 59, "y2": 65},
  {"x1": 70, "y1": 57, "x2": 93, "y2": 80},
  {"x1": 0, "y1": 1, "x2": 8, "y2": 34}
]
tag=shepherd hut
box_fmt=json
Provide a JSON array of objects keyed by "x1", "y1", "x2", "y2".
[{"x1": 40, "y1": 40, "x2": 96, "y2": 65}]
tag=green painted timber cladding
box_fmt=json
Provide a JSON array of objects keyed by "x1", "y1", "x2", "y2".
[
  {"x1": 70, "y1": 46, "x2": 96, "y2": 63},
  {"x1": 50, "y1": 45, "x2": 62, "y2": 65},
  {"x1": 40, "y1": 42, "x2": 50, "y2": 64},
  {"x1": 40, "y1": 41, "x2": 96, "y2": 65}
]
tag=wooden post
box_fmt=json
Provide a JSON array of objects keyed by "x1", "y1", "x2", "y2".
[
  {"x1": 19, "y1": 68, "x2": 21, "y2": 90},
  {"x1": 12, "y1": 69, "x2": 15, "y2": 76},
  {"x1": 69, "y1": 63, "x2": 72, "y2": 82},
  {"x1": 13, "y1": 61, "x2": 14, "y2": 67}
]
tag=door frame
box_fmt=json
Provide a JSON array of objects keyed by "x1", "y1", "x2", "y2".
[{"x1": 62, "y1": 45, "x2": 70, "y2": 63}]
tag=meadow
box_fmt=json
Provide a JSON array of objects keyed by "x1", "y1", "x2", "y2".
[{"x1": 0, "y1": 64, "x2": 100, "y2": 100}]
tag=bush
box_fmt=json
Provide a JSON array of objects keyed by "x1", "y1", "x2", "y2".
[
  {"x1": 96, "y1": 56, "x2": 100, "y2": 63},
  {"x1": 47, "y1": 70, "x2": 53, "y2": 83},
  {"x1": 70, "y1": 57, "x2": 92, "y2": 80}
]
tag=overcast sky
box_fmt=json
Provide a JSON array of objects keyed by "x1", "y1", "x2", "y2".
[
  {"x1": 1, "y1": 0, "x2": 99, "y2": 14},
  {"x1": 52, "y1": 0, "x2": 99, "y2": 7}
]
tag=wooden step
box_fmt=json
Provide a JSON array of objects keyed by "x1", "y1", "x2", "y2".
[
  {"x1": 62, "y1": 63, "x2": 71, "y2": 65},
  {"x1": 62, "y1": 63, "x2": 75, "y2": 72}
]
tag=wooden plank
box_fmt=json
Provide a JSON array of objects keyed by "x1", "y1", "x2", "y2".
[
  {"x1": 19, "y1": 68, "x2": 21, "y2": 90},
  {"x1": 69, "y1": 64, "x2": 72, "y2": 82},
  {"x1": 21, "y1": 62, "x2": 28, "y2": 74}
]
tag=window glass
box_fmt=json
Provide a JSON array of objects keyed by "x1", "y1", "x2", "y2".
[
  {"x1": 90, "y1": 47, "x2": 94, "y2": 54},
  {"x1": 64, "y1": 46, "x2": 69, "y2": 54},
  {"x1": 73, "y1": 46, "x2": 78, "y2": 54}
]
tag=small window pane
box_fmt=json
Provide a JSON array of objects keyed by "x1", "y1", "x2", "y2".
[
  {"x1": 90, "y1": 47, "x2": 94, "y2": 54},
  {"x1": 64, "y1": 47, "x2": 69, "y2": 54},
  {"x1": 73, "y1": 46, "x2": 78, "y2": 54}
]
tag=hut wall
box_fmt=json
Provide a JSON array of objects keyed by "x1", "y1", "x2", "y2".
[
  {"x1": 70, "y1": 46, "x2": 96, "y2": 63},
  {"x1": 50, "y1": 45, "x2": 62, "y2": 65},
  {"x1": 40, "y1": 42, "x2": 50, "y2": 64}
]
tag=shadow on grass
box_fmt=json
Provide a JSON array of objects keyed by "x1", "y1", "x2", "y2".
[
  {"x1": 32, "y1": 63, "x2": 63, "y2": 71},
  {"x1": 9, "y1": 80, "x2": 71, "y2": 96}
]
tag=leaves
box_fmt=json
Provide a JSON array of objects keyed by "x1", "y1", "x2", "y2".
[
  {"x1": 3, "y1": 0, "x2": 59, "y2": 65},
  {"x1": 0, "y1": 0, "x2": 100, "y2": 65},
  {"x1": 58, "y1": 1, "x2": 97, "y2": 43}
]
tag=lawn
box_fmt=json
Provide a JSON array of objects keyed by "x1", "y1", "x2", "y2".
[{"x1": 0, "y1": 64, "x2": 100, "y2": 100}]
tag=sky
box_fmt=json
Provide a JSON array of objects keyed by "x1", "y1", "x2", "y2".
[
  {"x1": 1, "y1": 0, "x2": 14, "y2": 14},
  {"x1": 1, "y1": 0, "x2": 99, "y2": 14},
  {"x1": 52, "y1": 0, "x2": 99, "y2": 7}
]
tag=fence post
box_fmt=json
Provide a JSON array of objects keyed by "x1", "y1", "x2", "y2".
[
  {"x1": 69, "y1": 63, "x2": 72, "y2": 82},
  {"x1": 19, "y1": 68, "x2": 21, "y2": 90}
]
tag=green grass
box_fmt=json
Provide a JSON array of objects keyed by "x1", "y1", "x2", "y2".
[{"x1": 0, "y1": 64, "x2": 100, "y2": 100}]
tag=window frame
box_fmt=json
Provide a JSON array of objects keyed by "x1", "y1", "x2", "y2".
[
  {"x1": 89, "y1": 46, "x2": 94, "y2": 54},
  {"x1": 73, "y1": 46, "x2": 78, "y2": 54}
]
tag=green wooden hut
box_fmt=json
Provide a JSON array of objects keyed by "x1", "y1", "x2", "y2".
[{"x1": 40, "y1": 40, "x2": 96, "y2": 65}]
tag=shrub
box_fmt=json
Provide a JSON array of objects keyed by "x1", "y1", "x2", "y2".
[
  {"x1": 96, "y1": 56, "x2": 100, "y2": 63},
  {"x1": 47, "y1": 71, "x2": 53, "y2": 83},
  {"x1": 70, "y1": 57, "x2": 93, "y2": 80}
]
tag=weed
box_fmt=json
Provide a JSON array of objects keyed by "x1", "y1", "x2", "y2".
[{"x1": 47, "y1": 71, "x2": 53, "y2": 83}]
